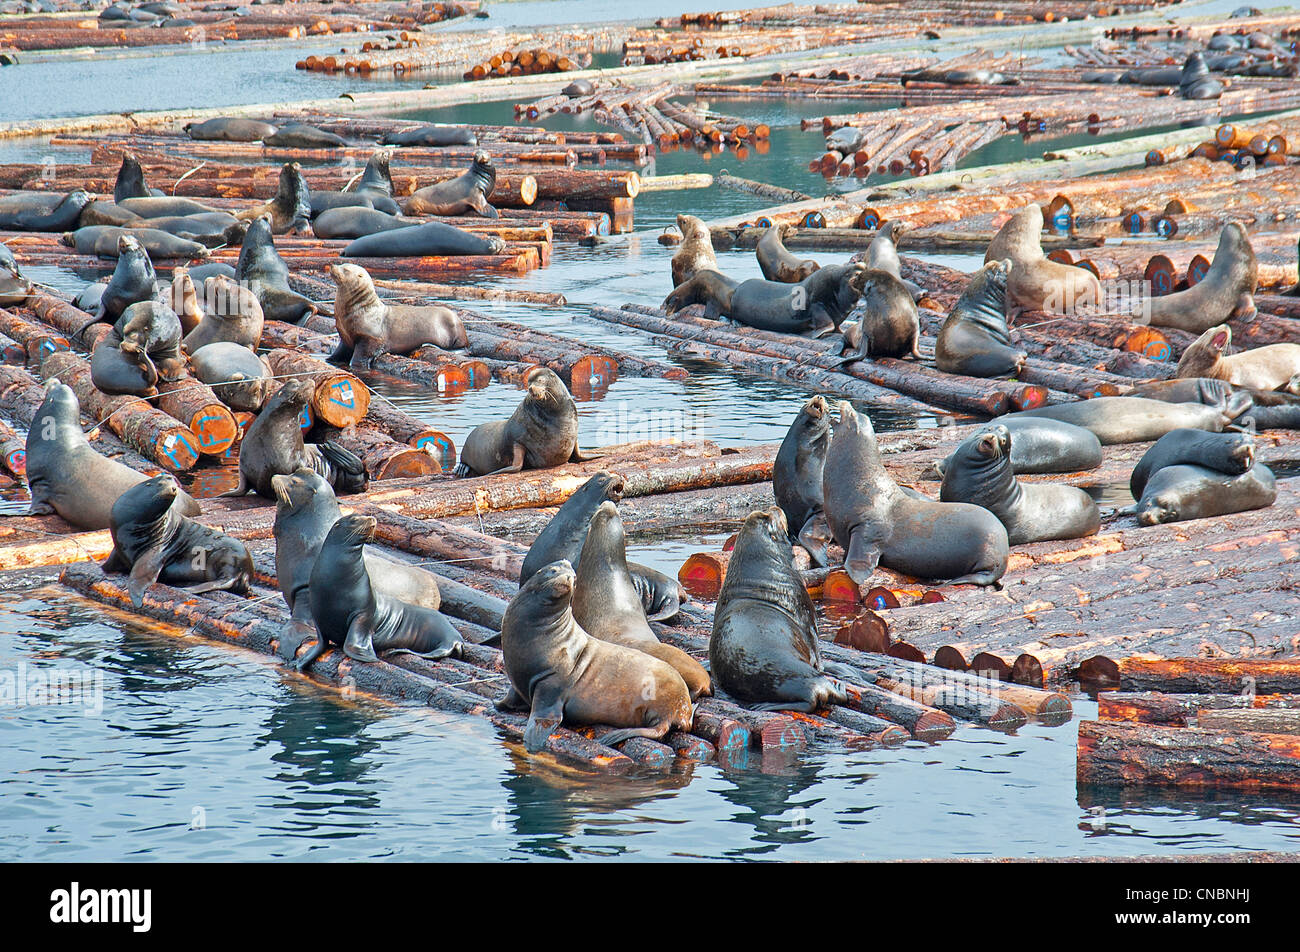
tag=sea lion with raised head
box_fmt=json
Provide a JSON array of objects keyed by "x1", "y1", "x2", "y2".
[
  {"x1": 1147, "y1": 224, "x2": 1257, "y2": 332},
  {"x1": 404, "y1": 151, "x2": 498, "y2": 218},
  {"x1": 182, "y1": 274, "x2": 264, "y2": 352},
  {"x1": 1129, "y1": 428, "x2": 1257, "y2": 499},
  {"x1": 1180, "y1": 51, "x2": 1225, "y2": 99},
  {"x1": 496, "y1": 560, "x2": 693, "y2": 753},
  {"x1": 838, "y1": 268, "x2": 921, "y2": 361},
  {"x1": 773, "y1": 394, "x2": 832, "y2": 564},
  {"x1": 168, "y1": 267, "x2": 203, "y2": 334},
  {"x1": 1136, "y1": 463, "x2": 1276, "y2": 526},
  {"x1": 309, "y1": 152, "x2": 401, "y2": 217},
  {"x1": 236, "y1": 162, "x2": 311, "y2": 235},
  {"x1": 189, "y1": 342, "x2": 275, "y2": 412},
  {"x1": 985, "y1": 205, "x2": 1101, "y2": 314},
  {"x1": 863, "y1": 219, "x2": 924, "y2": 300},
  {"x1": 1176, "y1": 324, "x2": 1300, "y2": 392},
  {"x1": 327, "y1": 262, "x2": 467, "y2": 368},
  {"x1": 184, "y1": 117, "x2": 279, "y2": 142},
  {"x1": 665, "y1": 263, "x2": 868, "y2": 335},
  {"x1": 756, "y1": 224, "x2": 819, "y2": 283},
  {"x1": 0, "y1": 190, "x2": 92, "y2": 231},
  {"x1": 935, "y1": 259, "x2": 1026, "y2": 377},
  {"x1": 1007, "y1": 392, "x2": 1252, "y2": 445},
  {"x1": 235, "y1": 215, "x2": 317, "y2": 325},
  {"x1": 934, "y1": 416, "x2": 1102, "y2": 477},
  {"x1": 112, "y1": 152, "x2": 162, "y2": 203},
  {"x1": 670, "y1": 213, "x2": 717, "y2": 287}
]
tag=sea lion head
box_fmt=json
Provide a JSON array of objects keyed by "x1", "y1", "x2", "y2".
[
  {"x1": 271, "y1": 469, "x2": 330, "y2": 514},
  {"x1": 794, "y1": 394, "x2": 832, "y2": 445},
  {"x1": 974, "y1": 424, "x2": 1011, "y2": 462},
  {"x1": 833, "y1": 399, "x2": 872, "y2": 438},
  {"x1": 40, "y1": 377, "x2": 80, "y2": 425},
  {"x1": 328, "y1": 262, "x2": 379, "y2": 315},
  {"x1": 589, "y1": 470, "x2": 626, "y2": 503},
  {"x1": 1176, "y1": 324, "x2": 1232, "y2": 378},
  {"x1": 203, "y1": 274, "x2": 262, "y2": 321},
  {"x1": 472, "y1": 150, "x2": 492, "y2": 167},
  {"x1": 582, "y1": 501, "x2": 627, "y2": 565},
  {"x1": 1181, "y1": 51, "x2": 1210, "y2": 85},
  {"x1": 275, "y1": 377, "x2": 314, "y2": 410},
  {"x1": 524, "y1": 559, "x2": 576, "y2": 605},
  {"x1": 116, "y1": 233, "x2": 146, "y2": 261},
  {"x1": 524, "y1": 366, "x2": 567, "y2": 405},
  {"x1": 676, "y1": 213, "x2": 706, "y2": 240},
  {"x1": 1137, "y1": 492, "x2": 1179, "y2": 526},
  {"x1": 328, "y1": 512, "x2": 377, "y2": 548},
  {"x1": 729, "y1": 506, "x2": 791, "y2": 573},
  {"x1": 115, "y1": 472, "x2": 181, "y2": 526}
]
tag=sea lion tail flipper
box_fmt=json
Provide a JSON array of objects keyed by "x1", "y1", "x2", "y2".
[
  {"x1": 326, "y1": 339, "x2": 354, "y2": 365},
  {"x1": 844, "y1": 527, "x2": 882, "y2": 586},
  {"x1": 476, "y1": 630, "x2": 503, "y2": 647},
  {"x1": 482, "y1": 203, "x2": 499, "y2": 220},
  {"x1": 523, "y1": 679, "x2": 566, "y2": 753},
  {"x1": 277, "y1": 618, "x2": 315, "y2": 661},
  {"x1": 126, "y1": 547, "x2": 167, "y2": 609},
  {"x1": 348, "y1": 336, "x2": 383, "y2": 371},
  {"x1": 27, "y1": 497, "x2": 56, "y2": 517},
  {"x1": 821, "y1": 661, "x2": 871, "y2": 688},
  {"x1": 218, "y1": 474, "x2": 251, "y2": 497},
  {"x1": 292, "y1": 635, "x2": 327, "y2": 672},
  {"x1": 797, "y1": 513, "x2": 832, "y2": 568},
  {"x1": 494, "y1": 684, "x2": 527, "y2": 712},
  {"x1": 342, "y1": 613, "x2": 380, "y2": 663},
  {"x1": 320, "y1": 442, "x2": 368, "y2": 494},
  {"x1": 596, "y1": 727, "x2": 665, "y2": 746},
  {"x1": 569, "y1": 446, "x2": 603, "y2": 463}
]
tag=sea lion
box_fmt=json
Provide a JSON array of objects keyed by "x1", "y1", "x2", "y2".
[
  {"x1": 404, "y1": 151, "x2": 498, "y2": 218},
  {"x1": 838, "y1": 268, "x2": 921, "y2": 361},
  {"x1": 773, "y1": 394, "x2": 832, "y2": 564},
  {"x1": 327, "y1": 263, "x2": 467, "y2": 369},
  {"x1": 381, "y1": 124, "x2": 477, "y2": 147},
  {"x1": 96, "y1": 236, "x2": 162, "y2": 330},
  {"x1": 756, "y1": 224, "x2": 819, "y2": 283},
  {"x1": 562, "y1": 79, "x2": 595, "y2": 97},
  {"x1": 263, "y1": 122, "x2": 348, "y2": 150},
  {"x1": 236, "y1": 162, "x2": 311, "y2": 235},
  {"x1": 75, "y1": 282, "x2": 108, "y2": 314},
  {"x1": 940, "y1": 426, "x2": 1100, "y2": 545},
  {"x1": 62, "y1": 226, "x2": 209, "y2": 260},
  {"x1": 670, "y1": 213, "x2": 717, "y2": 287},
  {"x1": 114, "y1": 300, "x2": 186, "y2": 385},
  {"x1": 311, "y1": 207, "x2": 419, "y2": 240},
  {"x1": 1129, "y1": 429, "x2": 1257, "y2": 499},
  {"x1": 1147, "y1": 224, "x2": 1257, "y2": 332},
  {"x1": 112, "y1": 152, "x2": 162, "y2": 203},
  {"x1": 0, "y1": 241, "x2": 28, "y2": 306},
  {"x1": 184, "y1": 117, "x2": 278, "y2": 141},
  {"x1": 168, "y1": 267, "x2": 203, "y2": 334},
  {"x1": 1180, "y1": 51, "x2": 1225, "y2": 99},
  {"x1": 455, "y1": 367, "x2": 597, "y2": 477},
  {"x1": 90, "y1": 333, "x2": 156, "y2": 396},
  {"x1": 129, "y1": 212, "x2": 246, "y2": 248},
  {"x1": 518, "y1": 471, "x2": 687, "y2": 623},
  {"x1": 102, "y1": 474, "x2": 253, "y2": 608},
  {"x1": 495, "y1": 561, "x2": 693, "y2": 753},
  {"x1": 235, "y1": 215, "x2": 317, "y2": 325},
  {"x1": 222, "y1": 378, "x2": 367, "y2": 499},
  {"x1": 826, "y1": 126, "x2": 867, "y2": 155},
  {"x1": 309, "y1": 152, "x2": 401, "y2": 217},
  {"x1": 78, "y1": 200, "x2": 143, "y2": 228},
  {"x1": 935, "y1": 259, "x2": 1026, "y2": 377},
  {"x1": 1007, "y1": 392, "x2": 1252, "y2": 445},
  {"x1": 1136, "y1": 463, "x2": 1276, "y2": 526},
  {"x1": 902, "y1": 67, "x2": 1019, "y2": 85},
  {"x1": 863, "y1": 219, "x2": 924, "y2": 300},
  {"x1": 664, "y1": 263, "x2": 868, "y2": 335},
  {"x1": 711, "y1": 507, "x2": 848, "y2": 712},
  {"x1": 823, "y1": 401, "x2": 1008, "y2": 585},
  {"x1": 182, "y1": 274, "x2": 264, "y2": 352},
  {"x1": 571, "y1": 503, "x2": 711, "y2": 699},
  {"x1": 117, "y1": 196, "x2": 223, "y2": 219},
  {"x1": 984, "y1": 205, "x2": 1101, "y2": 314},
  {"x1": 934, "y1": 417, "x2": 1102, "y2": 477},
  {"x1": 293, "y1": 513, "x2": 462, "y2": 670},
  {"x1": 23, "y1": 379, "x2": 199, "y2": 528},
  {"x1": 341, "y1": 220, "x2": 504, "y2": 258},
  {"x1": 0, "y1": 190, "x2": 91, "y2": 231},
  {"x1": 184, "y1": 261, "x2": 237, "y2": 283},
  {"x1": 189, "y1": 342, "x2": 274, "y2": 412},
  {"x1": 1176, "y1": 324, "x2": 1300, "y2": 392}
]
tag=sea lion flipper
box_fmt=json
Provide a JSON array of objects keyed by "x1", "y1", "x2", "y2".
[
  {"x1": 277, "y1": 618, "x2": 315, "y2": 662},
  {"x1": 326, "y1": 338, "x2": 354, "y2": 365},
  {"x1": 797, "y1": 513, "x2": 832, "y2": 568},
  {"x1": 495, "y1": 685, "x2": 528, "y2": 712},
  {"x1": 218, "y1": 474, "x2": 250, "y2": 497},
  {"x1": 596, "y1": 727, "x2": 664, "y2": 746},
  {"x1": 523, "y1": 678, "x2": 565, "y2": 753},
  {"x1": 101, "y1": 546, "x2": 128, "y2": 574},
  {"x1": 348, "y1": 336, "x2": 383, "y2": 371},
  {"x1": 844, "y1": 526, "x2": 882, "y2": 585},
  {"x1": 569, "y1": 445, "x2": 603, "y2": 463},
  {"x1": 27, "y1": 496, "x2": 56, "y2": 517},
  {"x1": 342, "y1": 612, "x2": 380, "y2": 663},
  {"x1": 126, "y1": 546, "x2": 167, "y2": 608}
]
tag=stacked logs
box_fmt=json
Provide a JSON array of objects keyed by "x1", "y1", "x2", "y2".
[
  {"x1": 296, "y1": 28, "x2": 611, "y2": 76},
  {"x1": 464, "y1": 48, "x2": 583, "y2": 82}
]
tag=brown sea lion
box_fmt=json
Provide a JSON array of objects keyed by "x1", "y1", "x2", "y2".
[
  {"x1": 670, "y1": 213, "x2": 717, "y2": 287},
  {"x1": 1147, "y1": 223, "x2": 1257, "y2": 332},
  {"x1": 184, "y1": 117, "x2": 279, "y2": 142},
  {"x1": 1175, "y1": 324, "x2": 1300, "y2": 392},
  {"x1": 838, "y1": 268, "x2": 921, "y2": 361},
  {"x1": 327, "y1": 263, "x2": 468, "y2": 369},
  {"x1": 403, "y1": 151, "x2": 498, "y2": 218},
  {"x1": 756, "y1": 224, "x2": 819, "y2": 283},
  {"x1": 985, "y1": 204, "x2": 1101, "y2": 315},
  {"x1": 773, "y1": 395, "x2": 832, "y2": 565},
  {"x1": 182, "y1": 275, "x2": 265, "y2": 352},
  {"x1": 168, "y1": 267, "x2": 203, "y2": 334},
  {"x1": 935, "y1": 259, "x2": 1026, "y2": 377},
  {"x1": 189, "y1": 342, "x2": 275, "y2": 413},
  {"x1": 115, "y1": 300, "x2": 186, "y2": 384}
]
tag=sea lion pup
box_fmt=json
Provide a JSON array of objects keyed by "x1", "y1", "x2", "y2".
[
  {"x1": 935, "y1": 259, "x2": 1027, "y2": 377},
  {"x1": 184, "y1": 117, "x2": 279, "y2": 142},
  {"x1": 1176, "y1": 324, "x2": 1300, "y2": 392},
  {"x1": 773, "y1": 394, "x2": 832, "y2": 564},
  {"x1": 711, "y1": 507, "x2": 848, "y2": 712},
  {"x1": 189, "y1": 342, "x2": 275, "y2": 412},
  {"x1": 24, "y1": 379, "x2": 199, "y2": 529},
  {"x1": 221, "y1": 379, "x2": 367, "y2": 499},
  {"x1": 940, "y1": 426, "x2": 1099, "y2": 545},
  {"x1": 112, "y1": 152, "x2": 162, "y2": 203},
  {"x1": 403, "y1": 150, "x2": 499, "y2": 218},
  {"x1": 518, "y1": 471, "x2": 687, "y2": 623},
  {"x1": 103, "y1": 474, "x2": 253, "y2": 608},
  {"x1": 934, "y1": 417, "x2": 1102, "y2": 477},
  {"x1": 664, "y1": 263, "x2": 869, "y2": 335},
  {"x1": 863, "y1": 220, "x2": 924, "y2": 300},
  {"x1": 115, "y1": 300, "x2": 186, "y2": 385},
  {"x1": 0, "y1": 190, "x2": 91, "y2": 232},
  {"x1": 1129, "y1": 428, "x2": 1257, "y2": 499},
  {"x1": 670, "y1": 213, "x2": 717, "y2": 287},
  {"x1": 496, "y1": 561, "x2": 693, "y2": 753},
  {"x1": 263, "y1": 122, "x2": 348, "y2": 150},
  {"x1": 823, "y1": 401, "x2": 1008, "y2": 586},
  {"x1": 327, "y1": 263, "x2": 467, "y2": 369},
  {"x1": 381, "y1": 123, "x2": 477, "y2": 147},
  {"x1": 756, "y1": 224, "x2": 819, "y2": 283},
  {"x1": 1180, "y1": 51, "x2": 1225, "y2": 99},
  {"x1": 236, "y1": 162, "x2": 311, "y2": 236},
  {"x1": 182, "y1": 275, "x2": 264, "y2": 352},
  {"x1": 838, "y1": 268, "x2": 921, "y2": 361},
  {"x1": 296, "y1": 514, "x2": 463, "y2": 671},
  {"x1": 571, "y1": 503, "x2": 711, "y2": 699},
  {"x1": 984, "y1": 204, "x2": 1101, "y2": 315},
  {"x1": 1136, "y1": 463, "x2": 1276, "y2": 526},
  {"x1": 1147, "y1": 223, "x2": 1257, "y2": 332},
  {"x1": 454, "y1": 367, "x2": 599, "y2": 477},
  {"x1": 235, "y1": 215, "x2": 317, "y2": 325},
  {"x1": 0, "y1": 241, "x2": 29, "y2": 306}
]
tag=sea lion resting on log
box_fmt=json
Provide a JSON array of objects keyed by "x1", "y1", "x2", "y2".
[
  {"x1": 381, "y1": 124, "x2": 477, "y2": 147},
  {"x1": 78, "y1": 200, "x2": 144, "y2": 228},
  {"x1": 773, "y1": 395, "x2": 832, "y2": 565},
  {"x1": 237, "y1": 162, "x2": 311, "y2": 236},
  {"x1": 341, "y1": 221, "x2": 504, "y2": 258},
  {"x1": 311, "y1": 207, "x2": 419, "y2": 240},
  {"x1": 838, "y1": 267, "x2": 920, "y2": 361},
  {"x1": 0, "y1": 242, "x2": 27, "y2": 306},
  {"x1": 1006, "y1": 392, "x2": 1252, "y2": 445},
  {"x1": 189, "y1": 342, "x2": 274, "y2": 413},
  {"x1": 184, "y1": 117, "x2": 279, "y2": 142},
  {"x1": 455, "y1": 367, "x2": 598, "y2": 477},
  {"x1": 711, "y1": 507, "x2": 849, "y2": 712},
  {"x1": 295, "y1": 514, "x2": 463, "y2": 671},
  {"x1": 403, "y1": 151, "x2": 498, "y2": 218},
  {"x1": 1121, "y1": 377, "x2": 1300, "y2": 432},
  {"x1": 934, "y1": 417, "x2": 1102, "y2": 477},
  {"x1": 117, "y1": 196, "x2": 223, "y2": 219},
  {"x1": 182, "y1": 274, "x2": 265, "y2": 352},
  {"x1": 1130, "y1": 428, "x2": 1257, "y2": 499},
  {"x1": 1136, "y1": 463, "x2": 1275, "y2": 526},
  {"x1": 664, "y1": 263, "x2": 869, "y2": 335},
  {"x1": 496, "y1": 560, "x2": 693, "y2": 754},
  {"x1": 115, "y1": 300, "x2": 186, "y2": 386},
  {"x1": 90, "y1": 333, "x2": 155, "y2": 396},
  {"x1": 1147, "y1": 224, "x2": 1257, "y2": 333},
  {"x1": 1178, "y1": 51, "x2": 1225, "y2": 100},
  {"x1": 103, "y1": 473, "x2": 253, "y2": 608},
  {"x1": 62, "y1": 226, "x2": 209, "y2": 260},
  {"x1": 129, "y1": 212, "x2": 246, "y2": 248},
  {"x1": 902, "y1": 67, "x2": 1019, "y2": 85},
  {"x1": 1176, "y1": 324, "x2": 1300, "y2": 393},
  {"x1": 0, "y1": 190, "x2": 92, "y2": 231},
  {"x1": 24, "y1": 379, "x2": 199, "y2": 529},
  {"x1": 823, "y1": 401, "x2": 1008, "y2": 586},
  {"x1": 940, "y1": 425, "x2": 1100, "y2": 545},
  {"x1": 235, "y1": 215, "x2": 317, "y2": 325},
  {"x1": 935, "y1": 259, "x2": 1026, "y2": 377},
  {"x1": 327, "y1": 262, "x2": 468, "y2": 369},
  {"x1": 263, "y1": 122, "x2": 348, "y2": 150},
  {"x1": 670, "y1": 213, "x2": 717, "y2": 287},
  {"x1": 984, "y1": 204, "x2": 1101, "y2": 315},
  {"x1": 756, "y1": 224, "x2": 818, "y2": 283},
  {"x1": 309, "y1": 151, "x2": 401, "y2": 217}
]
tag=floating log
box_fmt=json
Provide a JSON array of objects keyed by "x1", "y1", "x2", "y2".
[
  {"x1": 261, "y1": 348, "x2": 370, "y2": 429},
  {"x1": 1104, "y1": 658, "x2": 1300, "y2": 695}
]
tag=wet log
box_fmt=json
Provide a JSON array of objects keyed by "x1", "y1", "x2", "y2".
[
  {"x1": 697, "y1": 698, "x2": 806, "y2": 750},
  {"x1": 1109, "y1": 658, "x2": 1300, "y2": 695},
  {"x1": 0, "y1": 307, "x2": 69, "y2": 365},
  {"x1": 261, "y1": 348, "x2": 371, "y2": 429},
  {"x1": 154, "y1": 374, "x2": 238, "y2": 456},
  {"x1": 690, "y1": 709, "x2": 751, "y2": 752},
  {"x1": 0, "y1": 416, "x2": 23, "y2": 477},
  {"x1": 1097, "y1": 692, "x2": 1300, "y2": 727},
  {"x1": 312, "y1": 422, "x2": 443, "y2": 480},
  {"x1": 1197, "y1": 710, "x2": 1300, "y2": 736}
]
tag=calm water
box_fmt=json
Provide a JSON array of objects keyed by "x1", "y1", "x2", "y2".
[{"x1": 4, "y1": 0, "x2": 1300, "y2": 861}]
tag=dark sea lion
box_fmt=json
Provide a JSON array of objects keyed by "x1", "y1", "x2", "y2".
[
  {"x1": 184, "y1": 117, "x2": 278, "y2": 141},
  {"x1": 935, "y1": 416, "x2": 1102, "y2": 477},
  {"x1": 1180, "y1": 51, "x2": 1225, "y2": 99},
  {"x1": 341, "y1": 220, "x2": 504, "y2": 257},
  {"x1": 327, "y1": 262, "x2": 467, "y2": 368},
  {"x1": 1147, "y1": 224, "x2": 1257, "y2": 332},
  {"x1": 823, "y1": 401, "x2": 1008, "y2": 585},
  {"x1": 1176, "y1": 323, "x2": 1300, "y2": 392},
  {"x1": 935, "y1": 259, "x2": 1026, "y2": 376},
  {"x1": 78, "y1": 200, "x2": 143, "y2": 228},
  {"x1": 183, "y1": 261, "x2": 237, "y2": 283},
  {"x1": 863, "y1": 219, "x2": 923, "y2": 300},
  {"x1": 902, "y1": 67, "x2": 1018, "y2": 85},
  {"x1": 91, "y1": 333, "x2": 156, "y2": 395},
  {"x1": 74, "y1": 282, "x2": 108, "y2": 314},
  {"x1": 518, "y1": 471, "x2": 686, "y2": 623},
  {"x1": 773, "y1": 394, "x2": 832, "y2": 564},
  {"x1": 756, "y1": 224, "x2": 819, "y2": 283},
  {"x1": 496, "y1": 560, "x2": 693, "y2": 753},
  {"x1": 984, "y1": 205, "x2": 1101, "y2": 314},
  {"x1": 826, "y1": 126, "x2": 867, "y2": 155},
  {"x1": 662, "y1": 267, "x2": 739, "y2": 317},
  {"x1": 236, "y1": 161, "x2": 311, "y2": 235},
  {"x1": 112, "y1": 152, "x2": 162, "y2": 203},
  {"x1": 670, "y1": 213, "x2": 717, "y2": 287},
  {"x1": 0, "y1": 190, "x2": 91, "y2": 231},
  {"x1": 311, "y1": 207, "x2": 418, "y2": 239},
  {"x1": 404, "y1": 151, "x2": 498, "y2": 218},
  {"x1": 940, "y1": 426, "x2": 1099, "y2": 545},
  {"x1": 235, "y1": 215, "x2": 317, "y2": 325},
  {"x1": 0, "y1": 241, "x2": 28, "y2": 306},
  {"x1": 1119, "y1": 66, "x2": 1182, "y2": 85},
  {"x1": 263, "y1": 122, "x2": 348, "y2": 150},
  {"x1": 838, "y1": 268, "x2": 921, "y2": 361},
  {"x1": 562, "y1": 79, "x2": 594, "y2": 97},
  {"x1": 571, "y1": 503, "x2": 711, "y2": 699},
  {"x1": 381, "y1": 123, "x2": 477, "y2": 147},
  {"x1": 62, "y1": 226, "x2": 209, "y2": 259},
  {"x1": 222, "y1": 378, "x2": 367, "y2": 499},
  {"x1": 1136, "y1": 463, "x2": 1276, "y2": 526},
  {"x1": 711, "y1": 506, "x2": 848, "y2": 712},
  {"x1": 117, "y1": 196, "x2": 223, "y2": 219},
  {"x1": 182, "y1": 274, "x2": 264, "y2": 351},
  {"x1": 1007, "y1": 393, "x2": 1252, "y2": 445},
  {"x1": 189, "y1": 342, "x2": 274, "y2": 412},
  {"x1": 130, "y1": 212, "x2": 246, "y2": 248},
  {"x1": 309, "y1": 152, "x2": 401, "y2": 217},
  {"x1": 95, "y1": 234, "x2": 159, "y2": 325},
  {"x1": 455, "y1": 367, "x2": 597, "y2": 477},
  {"x1": 102, "y1": 474, "x2": 252, "y2": 608},
  {"x1": 1129, "y1": 428, "x2": 1257, "y2": 499},
  {"x1": 23, "y1": 379, "x2": 199, "y2": 528},
  {"x1": 115, "y1": 300, "x2": 185, "y2": 384},
  {"x1": 665, "y1": 263, "x2": 868, "y2": 335},
  {"x1": 296, "y1": 514, "x2": 463, "y2": 670}
]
